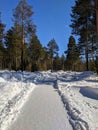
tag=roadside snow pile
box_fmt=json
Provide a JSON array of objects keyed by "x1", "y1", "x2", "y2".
[
  {"x1": 0, "y1": 71, "x2": 35, "y2": 130},
  {"x1": 57, "y1": 71, "x2": 98, "y2": 130}
]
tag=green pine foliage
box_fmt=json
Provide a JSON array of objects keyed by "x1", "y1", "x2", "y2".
[
  {"x1": 0, "y1": 42, "x2": 5, "y2": 69},
  {"x1": 29, "y1": 35, "x2": 47, "y2": 71},
  {"x1": 53, "y1": 55, "x2": 64, "y2": 70},
  {"x1": 65, "y1": 36, "x2": 80, "y2": 71},
  {"x1": 13, "y1": 0, "x2": 36, "y2": 71},
  {"x1": 70, "y1": 0, "x2": 96, "y2": 71},
  {"x1": 0, "y1": 16, "x2": 6, "y2": 69},
  {"x1": 47, "y1": 38, "x2": 59, "y2": 71},
  {"x1": 5, "y1": 27, "x2": 21, "y2": 70}
]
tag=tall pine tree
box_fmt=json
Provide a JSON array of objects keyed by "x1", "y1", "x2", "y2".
[
  {"x1": 5, "y1": 27, "x2": 21, "y2": 70},
  {"x1": 47, "y1": 39, "x2": 59, "y2": 71},
  {"x1": 0, "y1": 12, "x2": 6, "y2": 69},
  {"x1": 13, "y1": 0, "x2": 36, "y2": 71},
  {"x1": 29, "y1": 35, "x2": 45, "y2": 71},
  {"x1": 70, "y1": 0, "x2": 96, "y2": 71}
]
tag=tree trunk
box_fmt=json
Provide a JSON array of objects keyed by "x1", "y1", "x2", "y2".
[
  {"x1": 85, "y1": 40, "x2": 89, "y2": 71},
  {"x1": 21, "y1": 29, "x2": 24, "y2": 71},
  {"x1": 21, "y1": 5, "x2": 25, "y2": 72},
  {"x1": 85, "y1": 19, "x2": 89, "y2": 71}
]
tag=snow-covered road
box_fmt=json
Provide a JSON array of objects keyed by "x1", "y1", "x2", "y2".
[
  {"x1": 0, "y1": 70, "x2": 98, "y2": 130},
  {"x1": 8, "y1": 84, "x2": 72, "y2": 130}
]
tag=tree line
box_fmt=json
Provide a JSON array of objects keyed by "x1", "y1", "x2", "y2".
[{"x1": 0, "y1": 0, "x2": 98, "y2": 72}]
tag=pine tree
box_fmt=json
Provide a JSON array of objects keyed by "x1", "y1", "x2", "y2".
[
  {"x1": 95, "y1": 0, "x2": 98, "y2": 74},
  {"x1": 53, "y1": 55, "x2": 63, "y2": 70},
  {"x1": 95, "y1": 0, "x2": 98, "y2": 39},
  {"x1": 5, "y1": 27, "x2": 21, "y2": 70},
  {"x1": 47, "y1": 38, "x2": 59, "y2": 71},
  {"x1": 29, "y1": 35, "x2": 44, "y2": 71},
  {"x1": 60, "y1": 54, "x2": 66, "y2": 70},
  {"x1": 0, "y1": 12, "x2": 6, "y2": 69},
  {"x1": 70, "y1": 0, "x2": 96, "y2": 71},
  {"x1": 13, "y1": 0, "x2": 36, "y2": 71},
  {"x1": 65, "y1": 36, "x2": 80, "y2": 71}
]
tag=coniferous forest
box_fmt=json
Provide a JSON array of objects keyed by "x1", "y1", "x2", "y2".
[{"x1": 0, "y1": 0, "x2": 98, "y2": 73}]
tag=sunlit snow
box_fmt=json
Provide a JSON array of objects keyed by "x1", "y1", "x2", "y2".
[{"x1": 0, "y1": 70, "x2": 98, "y2": 130}]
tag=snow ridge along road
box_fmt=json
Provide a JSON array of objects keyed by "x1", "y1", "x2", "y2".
[{"x1": 8, "y1": 84, "x2": 72, "y2": 130}]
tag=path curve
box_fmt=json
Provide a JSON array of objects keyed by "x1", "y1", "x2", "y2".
[{"x1": 8, "y1": 84, "x2": 72, "y2": 130}]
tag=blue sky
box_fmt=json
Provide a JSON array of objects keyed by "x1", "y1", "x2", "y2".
[{"x1": 0, "y1": 0, "x2": 75, "y2": 56}]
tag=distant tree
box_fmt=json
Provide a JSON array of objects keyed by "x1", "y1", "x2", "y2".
[
  {"x1": 5, "y1": 27, "x2": 21, "y2": 70},
  {"x1": 29, "y1": 35, "x2": 45, "y2": 71},
  {"x1": 60, "y1": 54, "x2": 66, "y2": 70},
  {"x1": 95, "y1": 0, "x2": 98, "y2": 74},
  {"x1": 0, "y1": 12, "x2": 6, "y2": 69},
  {"x1": 53, "y1": 54, "x2": 66, "y2": 71},
  {"x1": 0, "y1": 42, "x2": 5, "y2": 69},
  {"x1": 13, "y1": 0, "x2": 36, "y2": 71},
  {"x1": 65, "y1": 36, "x2": 80, "y2": 71},
  {"x1": 0, "y1": 13, "x2": 5, "y2": 42},
  {"x1": 40, "y1": 47, "x2": 49, "y2": 71},
  {"x1": 53, "y1": 55, "x2": 63, "y2": 70},
  {"x1": 47, "y1": 39, "x2": 59, "y2": 70}
]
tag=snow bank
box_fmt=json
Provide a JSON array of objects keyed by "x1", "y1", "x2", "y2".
[
  {"x1": 0, "y1": 71, "x2": 35, "y2": 130},
  {"x1": 0, "y1": 77, "x2": 5, "y2": 82},
  {"x1": 80, "y1": 87, "x2": 98, "y2": 100},
  {"x1": 57, "y1": 71, "x2": 98, "y2": 130}
]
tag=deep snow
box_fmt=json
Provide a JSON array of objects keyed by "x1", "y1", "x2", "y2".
[{"x1": 0, "y1": 70, "x2": 98, "y2": 130}]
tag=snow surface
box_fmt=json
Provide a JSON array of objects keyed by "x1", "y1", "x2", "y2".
[
  {"x1": 57, "y1": 71, "x2": 98, "y2": 130},
  {"x1": 8, "y1": 84, "x2": 72, "y2": 130},
  {"x1": 0, "y1": 70, "x2": 98, "y2": 130},
  {"x1": 0, "y1": 70, "x2": 35, "y2": 130}
]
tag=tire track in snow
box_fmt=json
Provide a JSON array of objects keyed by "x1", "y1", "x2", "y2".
[{"x1": 8, "y1": 84, "x2": 72, "y2": 130}]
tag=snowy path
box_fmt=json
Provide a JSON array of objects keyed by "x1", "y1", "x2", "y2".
[{"x1": 8, "y1": 84, "x2": 72, "y2": 130}]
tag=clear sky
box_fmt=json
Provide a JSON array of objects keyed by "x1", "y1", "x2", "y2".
[{"x1": 0, "y1": 0, "x2": 75, "y2": 56}]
